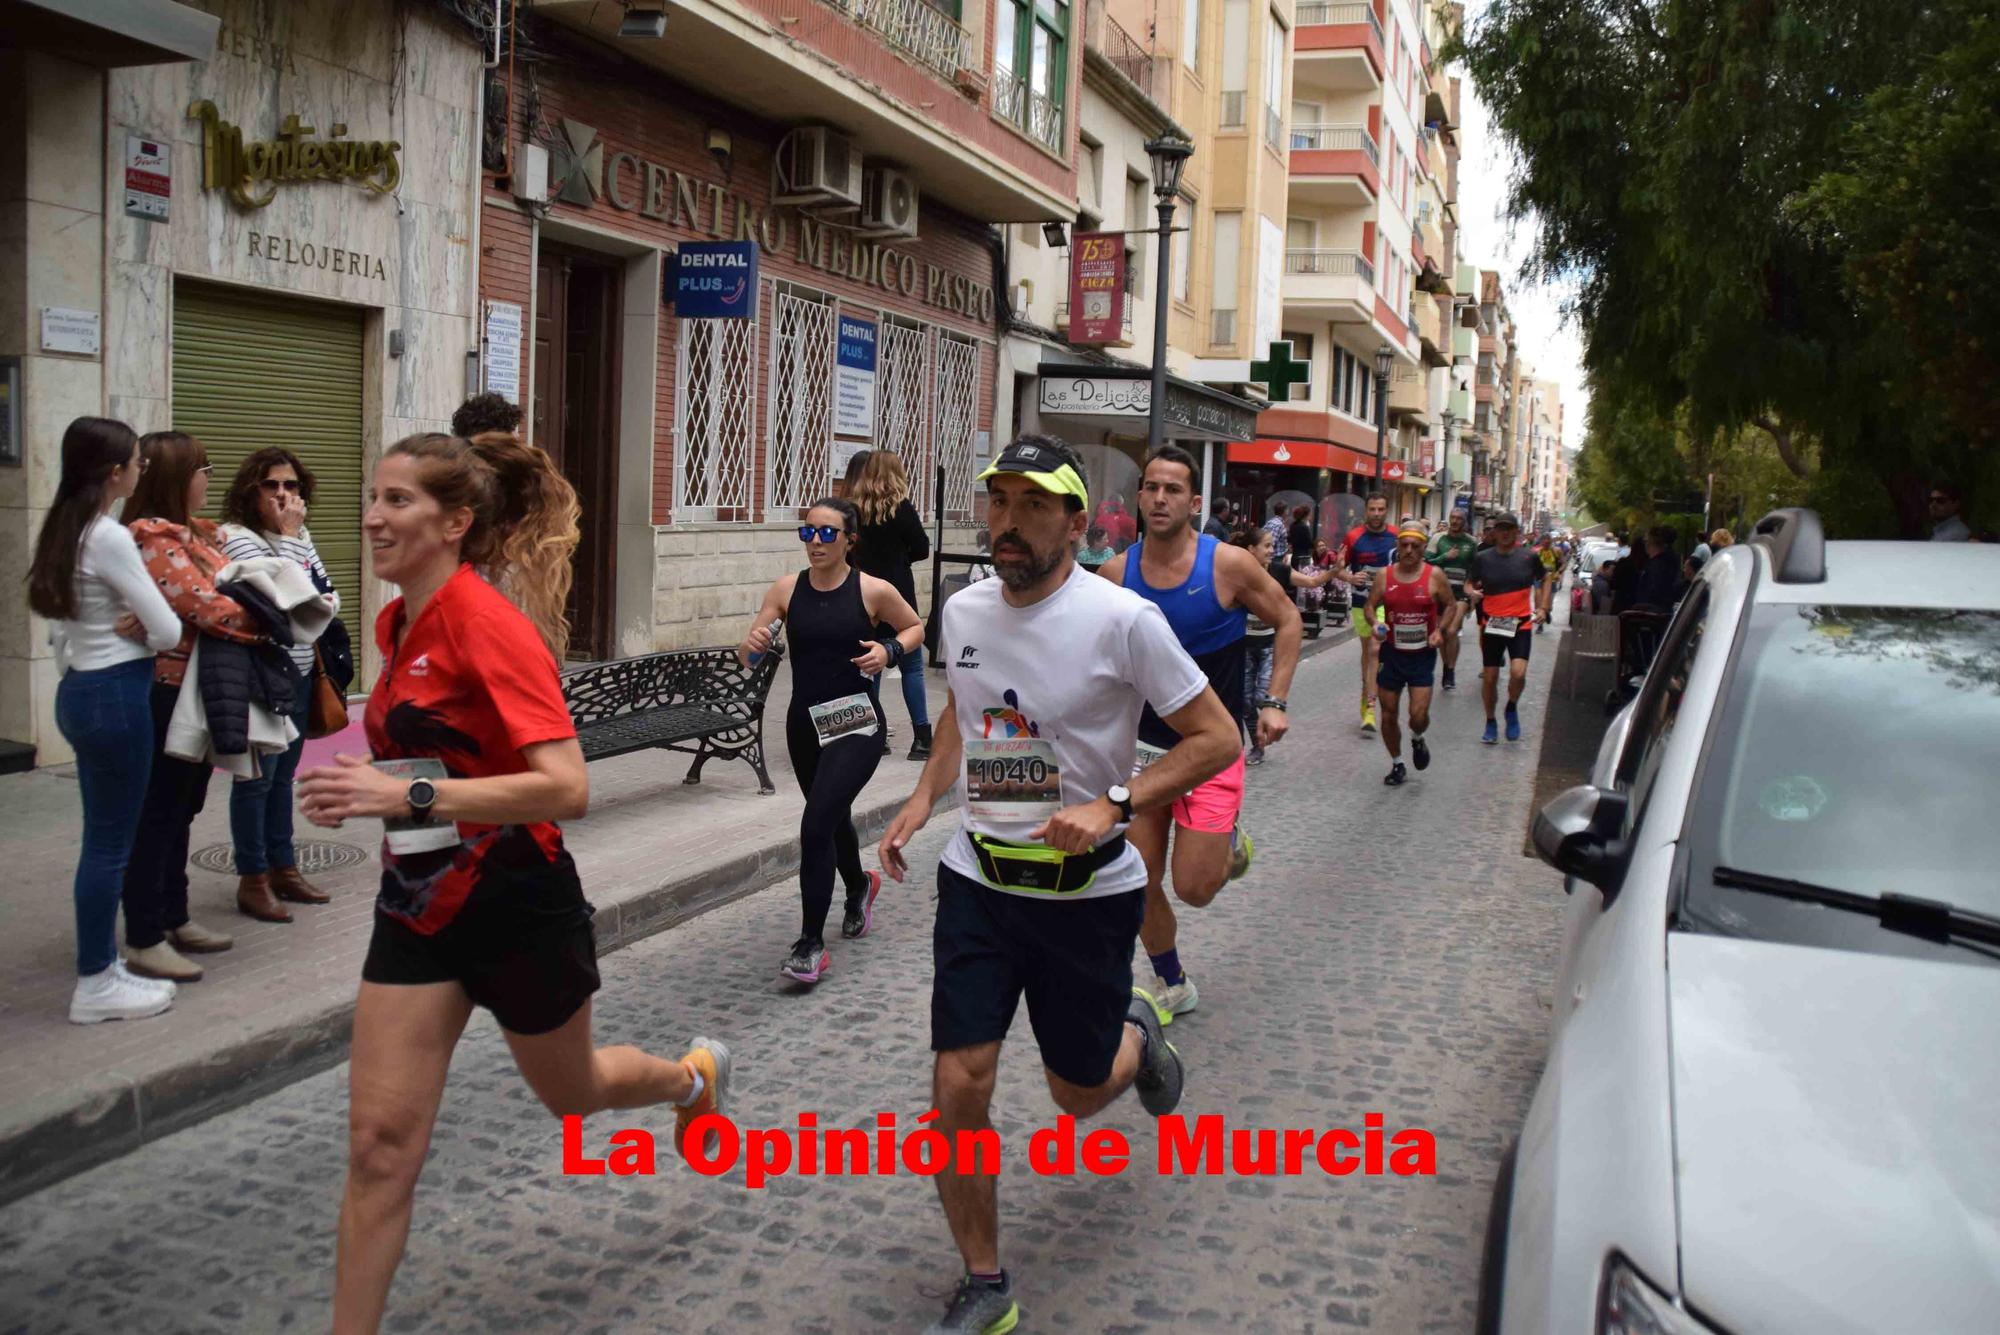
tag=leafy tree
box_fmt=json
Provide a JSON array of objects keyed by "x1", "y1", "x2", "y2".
[{"x1": 1451, "y1": 0, "x2": 1999, "y2": 534}]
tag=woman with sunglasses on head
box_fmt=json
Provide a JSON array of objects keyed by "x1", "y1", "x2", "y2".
[
  {"x1": 295, "y1": 432, "x2": 729, "y2": 1333},
  {"x1": 848, "y1": 449, "x2": 933, "y2": 759},
  {"x1": 121, "y1": 431, "x2": 269, "y2": 982},
  {"x1": 28, "y1": 417, "x2": 185, "y2": 1022},
  {"x1": 739, "y1": 498, "x2": 923, "y2": 984},
  {"x1": 219, "y1": 447, "x2": 339, "y2": 921}
]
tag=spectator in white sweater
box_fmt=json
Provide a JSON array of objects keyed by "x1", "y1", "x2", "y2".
[
  {"x1": 26, "y1": 417, "x2": 185, "y2": 1024},
  {"x1": 219, "y1": 447, "x2": 340, "y2": 916}
]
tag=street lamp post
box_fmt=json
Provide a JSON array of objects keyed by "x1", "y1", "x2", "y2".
[
  {"x1": 1372, "y1": 343, "x2": 1393, "y2": 497},
  {"x1": 1439, "y1": 409, "x2": 1455, "y2": 520},
  {"x1": 1144, "y1": 135, "x2": 1194, "y2": 454}
]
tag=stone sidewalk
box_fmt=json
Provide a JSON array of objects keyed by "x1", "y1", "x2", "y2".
[
  {"x1": 0, "y1": 632, "x2": 1354, "y2": 1203},
  {"x1": 0, "y1": 663, "x2": 937, "y2": 1204}
]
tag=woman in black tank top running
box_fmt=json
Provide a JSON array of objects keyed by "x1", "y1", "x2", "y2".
[{"x1": 739, "y1": 498, "x2": 924, "y2": 984}]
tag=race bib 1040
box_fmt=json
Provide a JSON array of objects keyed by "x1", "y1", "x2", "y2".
[
  {"x1": 809, "y1": 692, "x2": 878, "y2": 745},
  {"x1": 964, "y1": 738, "x2": 1063, "y2": 821}
]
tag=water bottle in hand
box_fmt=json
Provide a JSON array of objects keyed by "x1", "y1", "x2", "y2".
[{"x1": 748, "y1": 617, "x2": 783, "y2": 666}]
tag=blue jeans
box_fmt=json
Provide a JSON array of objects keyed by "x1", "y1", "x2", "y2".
[
  {"x1": 55, "y1": 658, "x2": 155, "y2": 975},
  {"x1": 898, "y1": 642, "x2": 929, "y2": 728},
  {"x1": 1242, "y1": 639, "x2": 1275, "y2": 741},
  {"x1": 229, "y1": 667, "x2": 309, "y2": 876}
]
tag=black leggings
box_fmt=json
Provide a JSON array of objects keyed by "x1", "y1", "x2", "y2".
[{"x1": 785, "y1": 703, "x2": 883, "y2": 942}]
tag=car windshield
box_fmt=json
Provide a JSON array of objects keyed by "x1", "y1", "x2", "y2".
[{"x1": 1685, "y1": 605, "x2": 2000, "y2": 941}]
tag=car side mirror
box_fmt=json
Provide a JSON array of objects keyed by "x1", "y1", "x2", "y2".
[{"x1": 1533, "y1": 784, "x2": 1631, "y2": 900}]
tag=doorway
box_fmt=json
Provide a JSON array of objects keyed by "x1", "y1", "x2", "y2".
[{"x1": 533, "y1": 244, "x2": 622, "y2": 662}]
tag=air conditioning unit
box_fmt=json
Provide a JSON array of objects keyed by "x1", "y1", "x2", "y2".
[
  {"x1": 859, "y1": 165, "x2": 920, "y2": 239},
  {"x1": 775, "y1": 126, "x2": 864, "y2": 210}
]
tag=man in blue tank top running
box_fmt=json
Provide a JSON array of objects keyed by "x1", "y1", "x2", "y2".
[{"x1": 1096, "y1": 445, "x2": 1307, "y2": 1024}]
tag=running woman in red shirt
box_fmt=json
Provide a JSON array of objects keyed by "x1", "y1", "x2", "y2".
[
  {"x1": 298, "y1": 433, "x2": 731, "y2": 1334},
  {"x1": 1363, "y1": 525, "x2": 1461, "y2": 784}
]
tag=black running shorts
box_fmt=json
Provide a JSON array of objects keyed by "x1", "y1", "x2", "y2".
[
  {"x1": 931, "y1": 862, "x2": 1144, "y2": 1088},
  {"x1": 362, "y1": 854, "x2": 601, "y2": 1036},
  {"x1": 1480, "y1": 626, "x2": 1534, "y2": 668},
  {"x1": 1377, "y1": 646, "x2": 1438, "y2": 693}
]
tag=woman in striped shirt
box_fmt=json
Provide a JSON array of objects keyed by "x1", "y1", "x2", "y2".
[{"x1": 219, "y1": 447, "x2": 340, "y2": 922}]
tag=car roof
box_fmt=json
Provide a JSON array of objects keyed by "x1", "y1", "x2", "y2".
[{"x1": 1744, "y1": 540, "x2": 2000, "y2": 609}]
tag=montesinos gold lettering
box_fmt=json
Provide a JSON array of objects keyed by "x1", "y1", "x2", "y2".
[{"x1": 189, "y1": 103, "x2": 401, "y2": 210}]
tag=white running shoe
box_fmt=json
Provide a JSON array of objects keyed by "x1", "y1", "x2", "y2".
[
  {"x1": 70, "y1": 963, "x2": 175, "y2": 1024},
  {"x1": 1140, "y1": 973, "x2": 1199, "y2": 1024}
]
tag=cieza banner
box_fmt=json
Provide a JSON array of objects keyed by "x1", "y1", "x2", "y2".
[
  {"x1": 674, "y1": 241, "x2": 757, "y2": 319},
  {"x1": 1474, "y1": 473, "x2": 1492, "y2": 501},
  {"x1": 1067, "y1": 231, "x2": 1126, "y2": 345},
  {"x1": 834, "y1": 315, "x2": 877, "y2": 438}
]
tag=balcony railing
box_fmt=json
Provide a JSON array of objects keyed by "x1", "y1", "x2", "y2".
[
  {"x1": 1295, "y1": 1, "x2": 1383, "y2": 46},
  {"x1": 1289, "y1": 124, "x2": 1379, "y2": 165},
  {"x1": 1264, "y1": 104, "x2": 1284, "y2": 150},
  {"x1": 1220, "y1": 90, "x2": 1247, "y2": 128},
  {"x1": 1085, "y1": 0, "x2": 1153, "y2": 97},
  {"x1": 827, "y1": 0, "x2": 972, "y2": 82},
  {"x1": 993, "y1": 75, "x2": 1064, "y2": 152},
  {"x1": 1284, "y1": 248, "x2": 1374, "y2": 284},
  {"x1": 1212, "y1": 307, "x2": 1237, "y2": 345}
]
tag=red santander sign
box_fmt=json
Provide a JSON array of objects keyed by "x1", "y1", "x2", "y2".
[
  {"x1": 1383, "y1": 460, "x2": 1408, "y2": 481},
  {"x1": 1067, "y1": 232, "x2": 1126, "y2": 345}
]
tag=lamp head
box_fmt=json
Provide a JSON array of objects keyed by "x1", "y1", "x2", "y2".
[{"x1": 1145, "y1": 135, "x2": 1194, "y2": 200}]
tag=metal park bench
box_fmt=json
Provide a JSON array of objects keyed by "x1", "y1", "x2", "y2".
[{"x1": 561, "y1": 646, "x2": 785, "y2": 795}]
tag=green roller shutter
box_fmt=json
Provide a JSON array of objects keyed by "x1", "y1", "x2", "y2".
[{"x1": 171, "y1": 281, "x2": 366, "y2": 625}]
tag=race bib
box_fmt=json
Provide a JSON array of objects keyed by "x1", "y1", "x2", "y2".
[
  {"x1": 1485, "y1": 615, "x2": 1522, "y2": 638},
  {"x1": 1393, "y1": 621, "x2": 1430, "y2": 651},
  {"x1": 809, "y1": 692, "x2": 879, "y2": 745},
  {"x1": 1134, "y1": 740, "x2": 1169, "y2": 772},
  {"x1": 374, "y1": 758, "x2": 460, "y2": 856},
  {"x1": 964, "y1": 738, "x2": 1063, "y2": 821}
]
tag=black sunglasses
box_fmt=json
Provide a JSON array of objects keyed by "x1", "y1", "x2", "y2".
[
  {"x1": 260, "y1": 478, "x2": 302, "y2": 494},
  {"x1": 798, "y1": 524, "x2": 847, "y2": 544}
]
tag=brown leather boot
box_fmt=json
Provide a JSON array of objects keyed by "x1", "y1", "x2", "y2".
[
  {"x1": 236, "y1": 873, "x2": 293, "y2": 923},
  {"x1": 270, "y1": 865, "x2": 330, "y2": 905}
]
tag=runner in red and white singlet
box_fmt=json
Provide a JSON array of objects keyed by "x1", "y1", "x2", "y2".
[{"x1": 1362, "y1": 525, "x2": 1461, "y2": 785}]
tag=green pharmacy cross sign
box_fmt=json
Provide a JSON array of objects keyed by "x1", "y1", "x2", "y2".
[{"x1": 1249, "y1": 340, "x2": 1311, "y2": 400}]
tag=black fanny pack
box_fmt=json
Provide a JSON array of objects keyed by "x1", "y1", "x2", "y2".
[{"x1": 969, "y1": 833, "x2": 1127, "y2": 895}]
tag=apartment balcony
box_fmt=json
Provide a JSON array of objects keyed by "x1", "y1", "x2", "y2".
[
  {"x1": 1388, "y1": 363, "x2": 1430, "y2": 427},
  {"x1": 993, "y1": 74, "x2": 1066, "y2": 155},
  {"x1": 1449, "y1": 386, "x2": 1471, "y2": 421},
  {"x1": 1288, "y1": 124, "x2": 1379, "y2": 207},
  {"x1": 1083, "y1": 0, "x2": 1152, "y2": 99},
  {"x1": 1281, "y1": 248, "x2": 1374, "y2": 324},
  {"x1": 1293, "y1": 1, "x2": 1384, "y2": 91},
  {"x1": 529, "y1": 0, "x2": 1072, "y2": 220},
  {"x1": 1414, "y1": 290, "x2": 1450, "y2": 367}
]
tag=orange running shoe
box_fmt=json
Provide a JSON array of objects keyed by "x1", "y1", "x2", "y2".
[{"x1": 673, "y1": 1036, "x2": 732, "y2": 1161}]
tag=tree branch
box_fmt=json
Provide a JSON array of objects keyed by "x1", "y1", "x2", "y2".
[{"x1": 1753, "y1": 415, "x2": 1812, "y2": 479}]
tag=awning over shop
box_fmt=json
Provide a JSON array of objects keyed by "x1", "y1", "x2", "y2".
[
  {"x1": 1229, "y1": 437, "x2": 1380, "y2": 476},
  {"x1": 6, "y1": 0, "x2": 218, "y2": 65},
  {"x1": 1038, "y1": 361, "x2": 1262, "y2": 444}
]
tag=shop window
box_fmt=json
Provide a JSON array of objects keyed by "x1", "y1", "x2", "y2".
[
  {"x1": 933, "y1": 332, "x2": 982, "y2": 520},
  {"x1": 675, "y1": 308, "x2": 758, "y2": 520},
  {"x1": 878, "y1": 316, "x2": 935, "y2": 514},
  {"x1": 768, "y1": 286, "x2": 836, "y2": 512}
]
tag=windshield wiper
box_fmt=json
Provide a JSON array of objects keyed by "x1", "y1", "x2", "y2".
[{"x1": 1713, "y1": 867, "x2": 2000, "y2": 949}]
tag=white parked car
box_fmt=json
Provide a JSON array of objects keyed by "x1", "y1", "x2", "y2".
[{"x1": 1481, "y1": 510, "x2": 2000, "y2": 1334}]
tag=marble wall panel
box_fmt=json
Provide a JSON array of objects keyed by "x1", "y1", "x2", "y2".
[
  {"x1": 106, "y1": 261, "x2": 172, "y2": 401},
  {"x1": 0, "y1": 507, "x2": 36, "y2": 660},
  {"x1": 24, "y1": 202, "x2": 102, "y2": 318},
  {"x1": 18, "y1": 356, "x2": 104, "y2": 511}
]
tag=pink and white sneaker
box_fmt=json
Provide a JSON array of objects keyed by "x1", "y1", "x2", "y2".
[
  {"x1": 781, "y1": 937, "x2": 830, "y2": 984},
  {"x1": 841, "y1": 871, "x2": 882, "y2": 939}
]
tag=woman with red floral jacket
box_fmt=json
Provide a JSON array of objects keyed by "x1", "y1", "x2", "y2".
[{"x1": 120, "y1": 432, "x2": 268, "y2": 982}]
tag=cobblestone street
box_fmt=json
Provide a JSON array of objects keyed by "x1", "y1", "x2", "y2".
[{"x1": 0, "y1": 630, "x2": 1569, "y2": 1334}]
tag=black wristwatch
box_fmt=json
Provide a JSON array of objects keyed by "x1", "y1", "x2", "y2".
[
  {"x1": 407, "y1": 776, "x2": 438, "y2": 824},
  {"x1": 1260, "y1": 696, "x2": 1288, "y2": 712},
  {"x1": 1106, "y1": 784, "x2": 1135, "y2": 822},
  {"x1": 879, "y1": 637, "x2": 901, "y2": 667}
]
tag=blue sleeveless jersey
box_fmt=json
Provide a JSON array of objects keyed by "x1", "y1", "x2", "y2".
[{"x1": 1123, "y1": 534, "x2": 1249, "y2": 746}]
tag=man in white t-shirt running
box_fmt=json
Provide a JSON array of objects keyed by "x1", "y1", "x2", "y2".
[{"x1": 880, "y1": 436, "x2": 1241, "y2": 1335}]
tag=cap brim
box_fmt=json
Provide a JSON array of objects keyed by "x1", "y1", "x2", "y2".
[{"x1": 976, "y1": 459, "x2": 1089, "y2": 504}]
